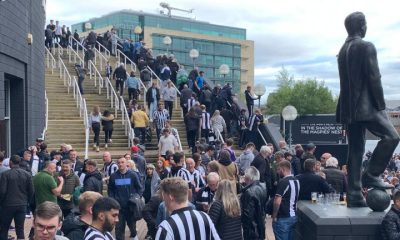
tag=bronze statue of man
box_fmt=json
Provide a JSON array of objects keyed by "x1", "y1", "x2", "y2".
[{"x1": 336, "y1": 12, "x2": 399, "y2": 207}]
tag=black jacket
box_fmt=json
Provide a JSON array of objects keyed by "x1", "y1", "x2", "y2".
[
  {"x1": 323, "y1": 166, "x2": 347, "y2": 194},
  {"x1": 209, "y1": 200, "x2": 243, "y2": 240},
  {"x1": 146, "y1": 87, "x2": 160, "y2": 108},
  {"x1": 180, "y1": 88, "x2": 193, "y2": 107},
  {"x1": 240, "y1": 181, "x2": 267, "y2": 240},
  {"x1": 61, "y1": 210, "x2": 89, "y2": 240},
  {"x1": 296, "y1": 171, "x2": 332, "y2": 200},
  {"x1": 381, "y1": 205, "x2": 400, "y2": 240},
  {"x1": 251, "y1": 154, "x2": 270, "y2": 186},
  {"x1": 337, "y1": 36, "x2": 385, "y2": 124},
  {"x1": 113, "y1": 66, "x2": 127, "y2": 80},
  {"x1": 82, "y1": 170, "x2": 103, "y2": 194},
  {"x1": 142, "y1": 194, "x2": 162, "y2": 226},
  {"x1": 0, "y1": 166, "x2": 34, "y2": 207},
  {"x1": 184, "y1": 113, "x2": 200, "y2": 131}
]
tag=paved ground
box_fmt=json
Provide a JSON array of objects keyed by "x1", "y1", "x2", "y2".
[{"x1": 10, "y1": 216, "x2": 276, "y2": 239}]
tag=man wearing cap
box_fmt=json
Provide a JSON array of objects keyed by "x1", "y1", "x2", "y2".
[{"x1": 301, "y1": 143, "x2": 316, "y2": 173}]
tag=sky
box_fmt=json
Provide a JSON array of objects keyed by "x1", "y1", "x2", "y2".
[{"x1": 46, "y1": 0, "x2": 400, "y2": 100}]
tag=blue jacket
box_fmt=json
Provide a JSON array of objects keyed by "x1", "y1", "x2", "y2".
[
  {"x1": 126, "y1": 76, "x2": 139, "y2": 89},
  {"x1": 108, "y1": 169, "x2": 143, "y2": 208}
]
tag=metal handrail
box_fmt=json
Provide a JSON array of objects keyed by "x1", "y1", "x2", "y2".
[
  {"x1": 72, "y1": 76, "x2": 89, "y2": 159},
  {"x1": 214, "y1": 128, "x2": 225, "y2": 144},
  {"x1": 258, "y1": 128, "x2": 268, "y2": 145},
  {"x1": 96, "y1": 40, "x2": 110, "y2": 58},
  {"x1": 120, "y1": 96, "x2": 135, "y2": 147},
  {"x1": 45, "y1": 47, "x2": 57, "y2": 74},
  {"x1": 69, "y1": 36, "x2": 86, "y2": 60},
  {"x1": 104, "y1": 77, "x2": 120, "y2": 118},
  {"x1": 88, "y1": 60, "x2": 104, "y2": 95},
  {"x1": 67, "y1": 45, "x2": 85, "y2": 68},
  {"x1": 94, "y1": 47, "x2": 107, "y2": 71},
  {"x1": 116, "y1": 49, "x2": 137, "y2": 73},
  {"x1": 58, "y1": 55, "x2": 73, "y2": 93},
  {"x1": 54, "y1": 42, "x2": 64, "y2": 56},
  {"x1": 173, "y1": 127, "x2": 183, "y2": 152},
  {"x1": 41, "y1": 91, "x2": 48, "y2": 140}
]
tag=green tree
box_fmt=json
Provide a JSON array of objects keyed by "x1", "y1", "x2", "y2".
[{"x1": 266, "y1": 68, "x2": 337, "y2": 115}]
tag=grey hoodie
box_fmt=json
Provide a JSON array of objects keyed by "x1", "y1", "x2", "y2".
[{"x1": 236, "y1": 150, "x2": 255, "y2": 174}]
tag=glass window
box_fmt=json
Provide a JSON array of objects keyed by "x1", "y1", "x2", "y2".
[
  {"x1": 233, "y1": 58, "x2": 241, "y2": 68},
  {"x1": 233, "y1": 45, "x2": 241, "y2": 57},
  {"x1": 215, "y1": 43, "x2": 233, "y2": 56}
]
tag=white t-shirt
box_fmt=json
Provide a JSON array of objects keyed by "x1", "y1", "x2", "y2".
[
  {"x1": 31, "y1": 156, "x2": 40, "y2": 176},
  {"x1": 158, "y1": 134, "x2": 178, "y2": 155}
]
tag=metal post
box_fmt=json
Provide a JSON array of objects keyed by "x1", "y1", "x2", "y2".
[
  {"x1": 289, "y1": 120, "x2": 293, "y2": 149},
  {"x1": 258, "y1": 96, "x2": 261, "y2": 109}
]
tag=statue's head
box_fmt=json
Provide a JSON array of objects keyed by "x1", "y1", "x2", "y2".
[{"x1": 344, "y1": 12, "x2": 367, "y2": 38}]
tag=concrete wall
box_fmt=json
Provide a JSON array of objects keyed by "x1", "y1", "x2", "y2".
[{"x1": 0, "y1": 0, "x2": 46, "y2": 154}]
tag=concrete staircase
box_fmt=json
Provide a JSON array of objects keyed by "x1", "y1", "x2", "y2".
[{"x1": 46, "y1": 48, "x2": 240, "y2": 167}]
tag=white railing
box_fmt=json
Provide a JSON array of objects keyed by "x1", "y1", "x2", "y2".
[
  {"x1": 116, "y1": 49, "x2": 137, "y2": 73},
  {"x1": 71, "y1": 76, "x2": 89, "y2": 159},
  {"x1": 88, "y1": 60, "x2": 104, "y2": 95},
  {"x1": 174, "y1": 127, "x2": 183, "y2": 152},
  {"x1": 68, "y1": 46, "x2": 85, "y2": 68},
  {"x1": 120, "y1": 96, "x2": 135, "y2": 147},
  {"x1": 69, "y1": 36, "x2": 86, "y2": 60},
  {"x1": 146, "y1": 66, "x2": 181, "y2": 109},
  {"x1": 104, "y1": 77, "x2": 120, "y2": 118},
  {"x1": 258, "y1": 128, "x2": 268, "y2": 145},
  {"x1": 54, "y1": 42, "x2": 64, "y2": 56},
  {"x1": 41, "y1": 91, "x2": 48, "y2": 140},
  {"x1": 96, "y1": 40, "x2": 110, "y2": 58},
  {"x1": 58, "y1": 55, "x2": 72, "y2": 93},
  {"x1": 214, "y1": 128, "x2": 225, "y2": 144},
  {"x1": 45, "y1": 47, "x2": 57, "y2": 74},
  {"x1": 93, "y1": 48, "x2": 107, "y2": 74}
]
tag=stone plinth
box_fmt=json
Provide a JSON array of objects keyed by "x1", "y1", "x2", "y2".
[{"x1": 296, "y1": 201, "x2": 390, "y2": 240}]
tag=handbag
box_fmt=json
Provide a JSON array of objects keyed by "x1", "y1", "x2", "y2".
[{"x1": 128, "y1": 193, "x2": 145, "y2": 221}]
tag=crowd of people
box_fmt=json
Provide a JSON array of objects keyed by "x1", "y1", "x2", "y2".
[{"x1": 39, "y1": 21, "x2": 400, "y2": 240}]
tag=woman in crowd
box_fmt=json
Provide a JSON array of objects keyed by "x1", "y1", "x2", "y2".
[
  {"x1": 208, "y1": 179, "x2": 243, "y2": 240},
  {"x1": 156, "y1": 157, "x2": 170, "y2": 180},
  {"x1": 101, "y1": 110, "x2": 114, "y2": 149},
  {"x1": 214, "y1": 150, "x2": 238, "y2": 192},
  {"x1": 89, "y1": 105, "x2": 101, "y2": 152},
  {"x1": 211, "y1": 110, "x2": 227, "y2": 140},
  {"x1": 143, "y1": 164, "x2": 160, "y2": 203}
]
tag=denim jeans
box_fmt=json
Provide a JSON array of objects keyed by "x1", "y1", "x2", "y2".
[{"x1": 272, "y1": 216, "x2": 297, "y2": 240}]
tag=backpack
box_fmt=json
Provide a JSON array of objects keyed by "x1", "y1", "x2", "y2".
[{"x1": 128, "y1": 193, "x2": 145, "y2": 221}]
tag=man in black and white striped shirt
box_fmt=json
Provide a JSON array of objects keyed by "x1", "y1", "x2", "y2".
[
  {"x1": 84, "y1": 197, "x2": 120, "y2": 240},
  {"x1": 200, "y1": 105, "x2": 211, "y2": 142},
  {"x1": 153, "y1": 103, "x2": 170, "y2": 141},
  {"x1": 155, "y1": 178, "x2": 220, "y2": 240},
  {"x1": 272, "y1": 160, "x2": 300, "y2": 240},
  {"x1": 171, "y1": 152, "x2": 191, "y2": 182}
]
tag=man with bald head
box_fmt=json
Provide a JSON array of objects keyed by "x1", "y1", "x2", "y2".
[
  {"x1": 196, "y1": 172, "x2": 220, "y2": 212},
  {"x1": 320, "y1": 152, "x2": 332, "y2": 168},
  {"x1": 108, "y1": 157, "x2": 143, "y2": 240},
  {"x1": 337, "y1": 12, "x2": 400, "y2": 207},
  {"x1": 33, "y1": 161, "x2": 64, "y2": 205},
  {"x1": 102, "y1": 151, "x2": 117, "y2": 182},
  {"x1": 186, "y1": 158, "x2": 205, "y2": 191}
]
